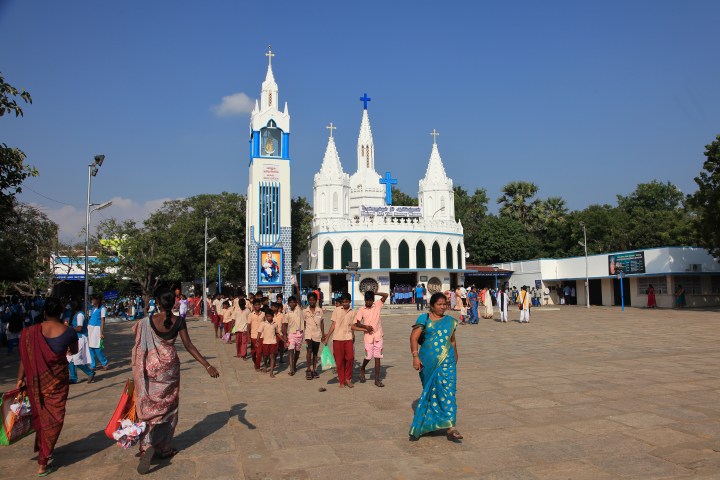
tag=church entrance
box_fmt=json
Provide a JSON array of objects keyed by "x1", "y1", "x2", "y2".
[
  {"x1": 330, "y1": 273, "x2": 347, "y2": 298},
  {"x1": 390, "y1": 272, "x2": 418, "y2": 305}
]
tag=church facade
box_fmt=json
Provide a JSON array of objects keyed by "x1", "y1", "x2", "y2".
[{"x1": 306, "y1": 97, "x2": 468, "y2": 302}]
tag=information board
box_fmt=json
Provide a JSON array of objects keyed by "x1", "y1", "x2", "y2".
[{"x1": 608, "y1": 251, "x2": 645, "y2": 275}]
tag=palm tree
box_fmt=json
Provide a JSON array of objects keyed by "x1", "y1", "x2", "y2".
[
  {"x1": 542, "y1": 196, "x2": 568, "y2": 224},
  {"x1": 497, "y1": 181, "x2": 539, "y2": 227}
]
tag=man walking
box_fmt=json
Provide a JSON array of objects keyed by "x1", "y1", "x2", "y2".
[
  {"x1": 356, "y1": 290, "x2": 389, "y2": 387},
  {"x1": 497, "y1": 287, "x2": 509, "y2": 323},
  {"x1": 518, "y1": 286, "x2": 531, "y2": 323}
]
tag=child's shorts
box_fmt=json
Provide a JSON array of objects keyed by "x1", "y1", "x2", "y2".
[
  {"x1": 288, "y1": 331, "x2": 304, "y2": 351},
  {"x1": 364, "y1": 339, "x2": 384, "y2": 360},
  {"x1": 262, "y1": 343, "x2": 278, "y2": 356}
]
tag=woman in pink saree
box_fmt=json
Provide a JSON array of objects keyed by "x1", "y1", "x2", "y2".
[{"x1": 132, "y1": 291, "x2": 219, "y2": 475}]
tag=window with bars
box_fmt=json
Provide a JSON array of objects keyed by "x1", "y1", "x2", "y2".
[
  {"x1": 673, "y1": 276, "x2": 702, "y2": 295},
  {"x1": 711, "y1": 275, "x2": 720, "y2": 294},
  {"x1": 258, "y1": 182, "x2": 280, "y2": 245},
  {"x1": 636, "y1": 276, "x2": 668, "y2": 295}
]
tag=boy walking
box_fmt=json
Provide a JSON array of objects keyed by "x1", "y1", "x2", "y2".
[
  {"x1": 248, "y1": 300, "x2": 265, "y2": 371},
  {"x1": 303, "y1": 292, "x2": 324, "y2": 380},
  {"x1": 258, "y1": 308, "x2": 282, "y2": 377},
  {"x1": 285, "y1": 296, "x2": 304, "y2": 376},
  {"x1": 234, "y1": 299, "x2": 250, "y2": 359},
  {"x1": 356, "y1": 290, "x2": 389, "y2": 387},
  {"x1": 271, "y1": 302, "x2": 288, "y2": 364}
]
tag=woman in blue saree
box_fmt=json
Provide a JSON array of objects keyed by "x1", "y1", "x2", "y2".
[{"x1": 409, "y1": 292, "x2": 462, "y2": 440}]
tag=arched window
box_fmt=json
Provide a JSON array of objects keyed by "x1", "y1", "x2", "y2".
[
  {"x1": 320, "y1": 192, "x2": 327, "y2": 213},
  {"x1": 344, "y1": 193, "x2": 349, "y2": 214},
  {"x1": 380, "y1": 240, "x2": 391, "y2": 268},
  {"x1": 399, "y1": 240, "x2": 410, "y2": 268},
  {"x1": 446, "y1": 243, "x2": 453, "y2": 269},
  {"x1": 432, "y1": 241, "x2": 441, "y2": 268},
  {"x1": 332, "y1": 192, "x2": 339, "y2": 212},
  {"x1": 323, "y1": 241, "x2": 334, "y2": 270},
  {"x1": 457, "y1": 245, "x2": 463, "y2": 270},
  {"x1": 360, "y1": 240, "x2": 372, "y2": 269},
  {"x1": 341, "y1": 241, "x2": 353, "y2": 269},
  {"x1": 416, "y1": 240, "x2": 426, "y2": 269}
]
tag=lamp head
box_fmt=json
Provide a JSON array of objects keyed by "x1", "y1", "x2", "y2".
[
  {"x1": 579, "y1": 221, "x2": 585, "y2": 228},
  {"x1": 94, "y1": 155, "x2": 105, "y2": 166},
  {"x1": 90, "y1": 165, "x2": 99, "y2": 177}
]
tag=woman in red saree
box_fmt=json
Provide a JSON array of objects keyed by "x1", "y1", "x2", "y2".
[
  {"x1": 132, "y1": 290, "x2": 219, "y2": 475},
  {"x1": 647, "y1": 285, "x2": 657, "y2": 308},
  {"x1": 17, "y1": 297, "x2": 78, "y2": 476}
]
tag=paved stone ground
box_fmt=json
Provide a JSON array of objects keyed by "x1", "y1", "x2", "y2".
[{"x1": 2, "y1": 305, "x2": 720, "y2": 479}]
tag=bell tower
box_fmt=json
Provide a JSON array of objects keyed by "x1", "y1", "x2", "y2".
[{"x1": 246, "y1": 46, "x2": 292, "y2": 298}]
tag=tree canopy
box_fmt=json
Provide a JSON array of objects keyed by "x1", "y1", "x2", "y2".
[{"x1": 690, "y1": 134, "x2": 720, "y2": 259}]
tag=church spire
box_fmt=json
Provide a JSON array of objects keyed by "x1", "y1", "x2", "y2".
[
  {"x1": 319, "y1": 123, "x2": 344, "y2": 176},
  {"x1": 419, "y1": 130, "x2": 453, "y2": 221},
  {"x1": 357, "y1": 94, "x2": 375, "y2": 172},
  {"x1": 422, "y1": 129, "x2": 449, "y2": 182},
  {"x1": 261, "y1": 45, "x2": 278, "y2": 111}
]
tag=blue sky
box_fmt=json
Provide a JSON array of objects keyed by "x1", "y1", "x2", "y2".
[{"x1": 2, "y1": 0, "x2": 719, "y2": 241}]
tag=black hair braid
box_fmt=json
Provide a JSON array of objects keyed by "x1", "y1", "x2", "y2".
[{"x1": 159, "y1": 291, "x2": 175, "y2": 328}]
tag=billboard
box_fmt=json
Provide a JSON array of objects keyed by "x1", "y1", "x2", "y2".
[
  {"x1": 608, "y1": 251, "x2": 646, "y2": 275},
  {"x1": 258, "y1": 248, "x2": 283, "y2": 286}
]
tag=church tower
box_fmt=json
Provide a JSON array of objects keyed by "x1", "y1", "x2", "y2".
[
  {"x1": 419, "y1": 130, "x2": 455, "y2": 221},
  {"x1": 314, "y1": 124, "x2": 350, "y2": 220},
  {"x1": 246, "y1": 47, "x2": 292, "y2": 298},
  {"x1": 349, "y1": 94, "x2": 385, "y2": 215}
]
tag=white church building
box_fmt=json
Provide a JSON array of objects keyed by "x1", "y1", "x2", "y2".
[{"x1": 305, "y1": 97, "x2": 468, "y2": 301}]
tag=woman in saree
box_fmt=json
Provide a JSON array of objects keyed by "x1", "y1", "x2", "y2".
[
  {"x1": 482, "y1": 287, "x2": 494, "y2": 319},
  {"x1": 132, "y1": 290, "x2": 219, "y2": 475},
  {"x1": 409, "y1": 292, "x2": 462, "y2": 441},
  {"x1": 17, "y1": 297, "x2": 78, "y2": 476}
]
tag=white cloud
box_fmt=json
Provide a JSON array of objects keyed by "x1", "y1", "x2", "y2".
[
  {"x1": 34, "y1": 196, "x2": 177, "y2": 243},
  {"x1": 212, "y1": 92, "x2": 254, "y2": 117}
]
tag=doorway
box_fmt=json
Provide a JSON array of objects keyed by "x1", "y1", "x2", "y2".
[
  {"x1": 613, "y1": 278, "x2": 631, "y2": 307},
  {"x1": 589, "y1": 279, "x2": 603, "y2": 305}
]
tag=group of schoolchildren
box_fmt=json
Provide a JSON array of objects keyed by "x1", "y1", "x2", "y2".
[{"x1": 208, "y1": 290, "x2": 389, "y2": 387}]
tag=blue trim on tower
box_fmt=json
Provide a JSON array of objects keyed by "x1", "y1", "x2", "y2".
[{"x1": 282, "y1": 133, "x2": 289, "y2": 159}]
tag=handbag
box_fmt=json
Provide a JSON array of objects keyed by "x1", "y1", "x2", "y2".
[
  {"x1": 0, "y1": 388, "x2": 33, "y2": 446},
  {"x1": 105, "y1": 379, "x2": 136, "y2": 440},
  {"x1": 417, "y1": 313, "x2": 430, "y2": 345}
]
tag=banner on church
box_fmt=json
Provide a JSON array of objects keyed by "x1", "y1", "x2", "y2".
[
  {"x1": 360, "y1": 205, "x2": 422, "y2": 218},
  {"x1": 258, "y1": 248, "x2": 283, "y2": 286}
]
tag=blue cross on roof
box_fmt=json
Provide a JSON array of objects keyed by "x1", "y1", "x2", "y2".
[
  {"x1": 379, "y1": 171, "x2": 397, "y2": 205},
  {"x1": 360, "y1": 93, "x2": 372, "y2": 110}
]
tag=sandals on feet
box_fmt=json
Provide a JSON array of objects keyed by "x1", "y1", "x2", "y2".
[
  {"x1": 37, "y1": 466, "x2": 55, "y2": 477},
  {"x1": 447, "y1": 429, "x2": 463, "y2": 441},
  {"x1": 305, "y1": 371, "x2": 313, "y2": 380}
]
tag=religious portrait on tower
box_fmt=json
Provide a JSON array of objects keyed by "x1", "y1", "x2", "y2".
[{"x1": 258, "y1": 248, "x2": 283, "y2": 286}]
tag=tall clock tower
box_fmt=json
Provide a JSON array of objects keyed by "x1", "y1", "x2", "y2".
[{"x1": 245, "y1": 47, "x2": 292, "y2": 298}]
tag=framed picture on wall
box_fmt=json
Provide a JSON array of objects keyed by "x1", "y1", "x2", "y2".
[{"x1": 258, "y1": 248, "x2": 283, "y2": 286}]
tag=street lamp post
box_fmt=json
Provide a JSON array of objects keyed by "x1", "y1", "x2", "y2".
[
  {"x1": 345, "y1": 261, "x2": 360, "y2": 309},
  {"x1": 297, "y1": 262, "x2": 303, "y2": 302},
  {"x1": 580, "y1": 221, "x2": 590, "y2": 309},
  {"x1": 85, "y1": 154, "x2": 106, "y2": 315},
  {"x1": 203, "y1": 217, "x2": 217, "y2": 322}
]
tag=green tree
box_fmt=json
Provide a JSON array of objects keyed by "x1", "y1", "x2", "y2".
[
  {"x1": 391, "y1": 186, "x2": 418, "y2": 206},
  {"x1": 616, "y1": 180, "x2": 694, "y2": 249},
  {"x1": 497, "y1": 181, "x2": 540, "y2": 228},
  {"x1": 468, "y1": 215, "x2": 540, "y2": 264},
  {"x1": 1, "y1": 73, "x2": 37, "y2": 215},
  {"x1": 0, "y1": 202, "x2": 58, "y2": 291},
  {"x1": 690, "y1": 134, "x2": 720, "y2": 259},
  {"x1": 291, "y1": 196, "x2": 313, "y2": 266}
]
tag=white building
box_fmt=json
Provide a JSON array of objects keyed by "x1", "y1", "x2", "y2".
[
  {"x1": 305, "y1": 98, "x2": 467, "y2": 302},
  {"x1": 495, "y1": 246, "x2": 720, "y2": 308}
]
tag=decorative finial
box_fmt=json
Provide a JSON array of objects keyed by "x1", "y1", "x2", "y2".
[
  {"x1": 360, "y1": 93, "x2": 372, "y2": 110},
  {"x1": 430, "y1": 129, "x2": 440, "y2": 145},
  {"x1": 326, "y1": 122, "x2": 336, "y2": 138},
  {"x1": 265, "y1": 45, "x2": 275, "y2": 66}
]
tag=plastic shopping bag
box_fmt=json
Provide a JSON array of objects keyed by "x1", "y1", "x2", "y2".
[
  {"x1": 0, "y1": 388, "x2": 33, "y2": 446},
  {"x1": 320, "y1": 344, "x2": 335, "y2": 370}
]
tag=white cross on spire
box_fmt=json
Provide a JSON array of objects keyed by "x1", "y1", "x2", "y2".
[
  {"x1": 265, "y1": 45, "x2": 275, "y2": 66},
  {"x1": 430, "y1": 129, "x2": 440, "y2": 145},
  {"x1": 326, "y1": 122, "x2": 336, "y2": 138}
]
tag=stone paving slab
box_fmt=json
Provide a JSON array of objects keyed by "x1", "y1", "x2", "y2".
[{"x1": 0, "y1": 305, "x2": 719, "y2": 479}]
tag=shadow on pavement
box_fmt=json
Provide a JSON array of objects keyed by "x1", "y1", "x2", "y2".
[{"x1": 52, "y1": 429, "x2": 114, "y2": 468}]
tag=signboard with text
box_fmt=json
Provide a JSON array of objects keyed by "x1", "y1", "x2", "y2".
[
  {"x1": 608, "y1": 251, "x2": 645, "y2": 275},
  {"x1": 360, "y1": 205, "x2": 422, "y2": 217}
]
